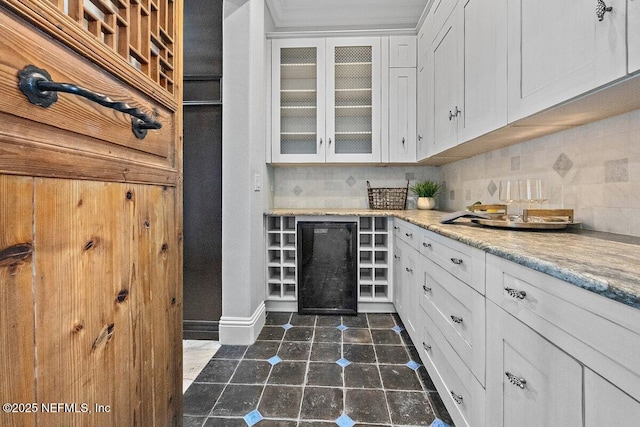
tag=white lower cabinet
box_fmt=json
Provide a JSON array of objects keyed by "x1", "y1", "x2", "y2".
[
  {"x1": 419, "y1": 309, "x2": 485, "y2": 427},
  {"x1": 584, "y1": 368, "x2": 640, "y2": 427},
  {"x1": 486, "y1": 301, "x2": 583, "y2": 427}
]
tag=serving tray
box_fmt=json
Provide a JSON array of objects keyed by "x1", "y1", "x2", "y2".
[{"x1": 471, "y1": 218, "x2": 580, "y2": 230}]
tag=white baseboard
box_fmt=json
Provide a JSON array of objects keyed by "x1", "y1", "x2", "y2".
[{"x1": 219, "y1": 302, "x2": 266, "y2": 345}]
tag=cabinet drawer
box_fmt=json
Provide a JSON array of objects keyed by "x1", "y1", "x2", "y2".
[
  {"x1": 393, "y1": 219, "x2": 421, "y2": 252},
  {"x1": 420, "y1": 257, "x2": 485, "y2": 384},
  {"x1": 486, "y1": 254, "x2": 640, "y2": 401},
  {"x1": 421, "y1": 230, "x2": 485, "y2": 293},
  {"x1": 419, "y1": 311, "x2": 485, "y2": 427},
  {"x1": 0, "y1": 11, "x2": 175, "y2": 185}
]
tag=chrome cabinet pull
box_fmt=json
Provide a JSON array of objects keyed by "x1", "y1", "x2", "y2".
[
  {"x1": 450, "y1": 391, "x2": 463, "y2": 404},
  {"x1": 450, "y1": 315, "x2": 463, "y2": 324},
  {"x1": 422, "y1": 242, "x2": 431, "y2": 248},
  {"x1": 405, "y1": 232, "x2": 412, "y2": 238},
  {"x1": 596, "y1": 0, "x2": 613, "y2": 21},
  {"x1": 394, "y1": 255, "x2": 400, "y2": 260},
  {"x1": 329, "y1": 138, "x2": 332, "y2": 145},
  {"x1": 450, "y1": 258, "x2": 463, "y2": 265},
  {"x1": 402, "y1": 137, "x2": 406, "y2": 145},
  {"x1": 319, "y1": 138, "x2": 323, "y2": 145},
  {"x1": 393, "y1": 226, "x2": 399, "y2": 230},
  {"x1": 449, "y1": 110, "x2": 455, "y2": 121},
  {"x1": 423, "y1": 285, "x2": 431, "y2": 292},
  {"x1": 423, "y1": 342, "x2": 431, "y2": 352},
  {"x1": 505, "y1": 372, "x2": 527, "y2": 389},
  {"x1": 418, "y1": 134, "x2": 423, "y2": 141},
  {"x1": 405, "y1": 267, "x2": 413, "y2": 273},
  {"x1": 18, "y1": 65, "x2": 161, "y2": 139},
  {"x1": 504, "y1": 287, "x2": 526, "y2": 300}
]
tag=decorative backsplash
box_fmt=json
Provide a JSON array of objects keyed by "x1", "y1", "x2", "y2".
[
  {"x1": 271, "y1": 109, "x2": 639, "y2": 236},
  {"x1": 441, "y1": 108, "x2": 640, "y2": 237},
  {"x1": 271, "y1": 166, "x2": 440, "y2": 209}
]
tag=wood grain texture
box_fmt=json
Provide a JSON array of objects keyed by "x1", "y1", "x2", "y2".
[
  {"x1": 33, "y1": 178, "x2": 180, "y2": 425},
  {"x1": 0, "y1": 0, "x2": 179, "y2": 110},
  {"x1": 0, "y1": 9, "x2": 174, "y2": 160},
  {"x1": 0, "y1": 112, "x2": 178, "y2": 186},
  {"x1": 0, "y1": 175, "x2": 35, "y2": 427}
]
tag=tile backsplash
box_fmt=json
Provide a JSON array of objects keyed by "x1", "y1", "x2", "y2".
[
  {"x1": 271, "y1": 109, "x2": 640, "y2": 237},
  {"x1": 272, "y1": 166, "x2": 441, "y2": 209},
  {"x1": 441, "y1": 109, "x2": 640, "y2": 236}
]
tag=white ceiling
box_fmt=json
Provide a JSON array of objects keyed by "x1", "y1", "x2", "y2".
[{"x1": 265, "y1": 0, "x2": 430, "y2": 31}]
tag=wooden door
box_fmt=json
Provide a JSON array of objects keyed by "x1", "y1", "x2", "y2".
[
  {"x1": 507, "y1": 0, "x2": 626, "y2": 122},
  {"x1": 0, "y1": 0, "x2": 182, "y2": 425}
]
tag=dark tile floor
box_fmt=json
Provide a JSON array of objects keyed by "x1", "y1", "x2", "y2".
[{"x1": 183, "y1": 312, "x2": 453, "y2": 427}]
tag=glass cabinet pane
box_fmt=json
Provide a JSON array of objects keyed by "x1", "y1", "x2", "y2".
[
  {"x1": 280, "y1": 47, "x2": 318, "y2": 155},
  {"x1": 333, "y1": 46, "x2": 373, "y2": 154}
]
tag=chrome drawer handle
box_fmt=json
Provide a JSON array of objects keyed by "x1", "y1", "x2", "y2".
[
  {"x1": 405, "y1": 267, "x2": 413, "y2": 273},
  {"x1": 422, "y1": 242, "x2": 431, "y2": 248},
  {"x1": 596, "y1": 0, "x2": 613, "y2": 21},
  {"x1": 450, "y1": 391, "x2": 463, "y2": 404},
  {"x1": 423, "y1": 342, "x2": 431, "y2": 352},
  {"x1": 405, "y1": 232, "x2": 413, "y2": 238},
  {"x1": 504, "y1": 287, "x2": 526, "y2": 300},
  {"x1": 394, "y1": 226, "x2": 399, "y2": 230},
  {"x1": 450, "y1": 258, "x2": 463, "y2": 265},
  {"x1": 505, "y1": 372, "x2": 527, "y2": 389},
  {"x1": 450, "y1": 315, "x2": 463, "y2": 324},
  {"x1": 18, "y1": 65, "x2": 162, "y2": 139},
  {"x1": 394, "y1": 255, "x2": 400, "y2": 260},
  {"x1": 423, "y1": 285, "x2": 431, "y2": 292}
]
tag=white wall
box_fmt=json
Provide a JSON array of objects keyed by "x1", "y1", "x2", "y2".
[
  {"x1": 221, "y1": 0, "x2": 268, "y2": 344},
  {"x1": 441, "y1": 109, "x2": 640, "y2": 236}
]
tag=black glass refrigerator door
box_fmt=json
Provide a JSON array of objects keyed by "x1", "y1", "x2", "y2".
[{"x1": 297, "y1": 222, "x2": 357, "y2": 315}]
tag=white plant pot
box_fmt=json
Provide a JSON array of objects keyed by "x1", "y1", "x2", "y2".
[{"x1": 417, "y1": 197, "x2": 436, "y2": 210}]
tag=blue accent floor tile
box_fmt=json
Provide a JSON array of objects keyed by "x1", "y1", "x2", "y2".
[
  {"x1": 337, "y1": 324, "x2": 348, "y2": 331},
  {"x1": 268, "y1": 355, "x2": 282, "y2": 366},
  {"x1": 335, "y1": 413, "x2": 356, "y2": 427},
  {"x1": 336, "y1": 357, "x2": 351, "y2": 368},
  {"x1": 430, "y1": 418, "x2": 452, "y2": 427},
  {"x1": 391, "y1": 325, "x2": 404, "y2": 333},
  {"x1": 282, "y1": 323, "x2": 293, "y2": 330},
  {"x1": 244, "y1": 409, "x2": 263, "y2": 426},
  {"x1": 406, "y1": 360, "x2": 421, "y2": 371}
]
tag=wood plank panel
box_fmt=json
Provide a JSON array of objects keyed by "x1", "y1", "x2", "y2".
[
  {"x1": 32, "y1": 178, "x2": 180, "y2": 425},
  {"x1": 0, "y1": 175, "x2": 35, "y2": 427},
  {"x1": 0, "y1": 112, "x2": 177, "y2": 186}
]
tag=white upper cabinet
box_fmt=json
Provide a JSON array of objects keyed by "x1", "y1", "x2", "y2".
[
  {"x1": 422, "y1": 0, "x2": 507, "y2": 158},
  {"x1": 630, "y1": 0, "x2": 640, "y2": 73},
  {"x1": 271, "y1": 37, "x2": 382, "y2": 163},
  {"x1": 507, "y1": 0, "x2": 626, "y2": 122},
  {"x1": 389, "y1": 36, "x2": 417, "y2": 68},
  {"x1": 271, "y1": 39, "x2": 326, "y2": 163},
  {"x1": 326, "y1": 37, "x2": 382, "y2": 163},
  {"x1": 457, "y1": 0, "x2": 507, "y2": 143}
]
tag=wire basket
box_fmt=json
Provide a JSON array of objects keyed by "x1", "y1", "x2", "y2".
[{"x1": 367, "y1": 181, "x2": 409, "y2": 210}]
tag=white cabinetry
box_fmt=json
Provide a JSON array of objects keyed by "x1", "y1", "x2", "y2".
[
  {"x1": 388, "y1": 68, "x2": 417, "y2": 163},
  {"x1": 389, "y1": 36, "x2": 416, "y2": 68},
  {"x1": 265, "y1": 216, "x2": 297, "y2": 301},
  {"x1": 486, "y1": 253, "x2": 640, "y2": 427},
  {"x1": 630, "y1": 0, "x2": 640, "y2": 73},
  {"x1": 423, "y1": 0, "x2": 507, "y2": 157},
  {"x1": 271, "y1": 38, "x2": 382, "y2": 163},
  {"x1": 358, "y1": 216, "x2": 391, "y2": 304},
  {"x1": 486, "y1": 301, "x2": 583, "y2": 427},
  {"x1": 507, "y1": 0, "x2": 626, "y2": 122}
]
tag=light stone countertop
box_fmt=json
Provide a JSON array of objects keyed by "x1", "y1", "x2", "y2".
[{"x1": 267, "y1": 208, "x2": 640, "y2": 309}]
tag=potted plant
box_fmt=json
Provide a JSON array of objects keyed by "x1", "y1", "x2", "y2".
[{"x1": 410, "y1": 180, "x2": 441, "y2": 210}]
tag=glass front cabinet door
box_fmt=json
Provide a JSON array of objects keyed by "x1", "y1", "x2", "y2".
[{"x1": 271, "y1": 37, "x2": 381, "y2": 163}]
